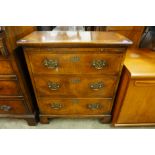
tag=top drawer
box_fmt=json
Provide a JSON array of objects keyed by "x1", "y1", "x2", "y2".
[{"x1": 26, "y1": 48, "x2": 125, "y2": 75}]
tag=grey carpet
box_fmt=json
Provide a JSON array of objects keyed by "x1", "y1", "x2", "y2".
[{"x1": 0, "y1": 118, "x2": 112, "y2": 129}]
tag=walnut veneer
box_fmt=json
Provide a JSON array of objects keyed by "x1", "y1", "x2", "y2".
[
  {"x1": 0, "y1": 27, "x2": 37, "y2": 126},
  {"x1": 17, "y1": 31, "x2": 132, "y2": 124}
]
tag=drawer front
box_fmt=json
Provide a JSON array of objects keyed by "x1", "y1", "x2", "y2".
[
  {"x1": 38, "y1": 98, "x2": 112, "y2": 115},
  {"x1": 28, "y1": 53, "x2": 124, "y2": 75},
  {"x1": 0, "y1": 99, "x2": 27, "y2": 114},
  {"x1": 0, "y1": 80, "x2": 20, "y2": 96},
  {"x1": 34, "y1": 75, "x2": 117, "y2": 98},
  {"x1": 0, "y1": 60, "x2": 14, "y2": 75}
]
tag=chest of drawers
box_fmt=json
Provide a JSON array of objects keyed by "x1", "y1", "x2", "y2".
[
  {"x1": 0, "y1": 27, "x2": 37, "y2": 126},
  {"x1": 17, "y1": 31, "x2": 132, "y2": 124}
]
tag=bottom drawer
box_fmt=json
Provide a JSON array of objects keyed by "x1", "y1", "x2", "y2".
[
  {"x1": 38, "y1": 98, "x2": 112, "y2": 115},
  {"x1": 0, "y1": 99, "x2": 27, "y2": 115}
]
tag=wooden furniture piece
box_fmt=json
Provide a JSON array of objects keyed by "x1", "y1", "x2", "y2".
[
  {"x1": 107, "y1": 26, "x2": 145, "y2": 48},
  {"x1": 0, "y1": 27, "x2": 37, "y2": 126},
  {"x1": 17, "y1": 31, "x2": 132, "y2": 124},
  {"x1": 112, "y1": 48, "x2": 155, "y2": 126}
]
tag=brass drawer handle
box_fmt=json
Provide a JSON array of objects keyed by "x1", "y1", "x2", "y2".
[
  {"x1": 43, "y1": 58, "x2": 58, "y2": 69},
  {"x1": 50, "y1": 103, "x2": 62, "y2": 110},
  {"x1": 92, "y1": 59, "x2": 107, "y2": 69},
  {"x1": 0, "y1": 105, "x2": 12, "y2": 111},
  {"x1": 90, "y1": 82, "x2": 104, "y2": 90},
  {"x1": 48, "y1": 81, "x2": 60, "y2": 90},
  {"x1": 87, "y1": 103, "x2": 101, "y2": 110}
]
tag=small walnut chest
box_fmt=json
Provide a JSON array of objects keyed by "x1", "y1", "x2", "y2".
[{"x1": 17, "y1": 31, "x2": 132, "y2": 124}]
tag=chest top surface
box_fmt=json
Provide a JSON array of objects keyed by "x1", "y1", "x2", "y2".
[
  {"x1": 125, "y1": 48, "x2": 155, "y2": 78},
  {"x1": 17, "y1": 31, "x2": 132, "y2": 47}
]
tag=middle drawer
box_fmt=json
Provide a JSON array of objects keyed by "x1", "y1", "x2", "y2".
[{"x1": 33, "y1": 75, "x2": 117, "y2": 98}]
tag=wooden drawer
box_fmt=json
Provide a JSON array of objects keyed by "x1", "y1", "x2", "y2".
[
  {"x1": 0, "y1": 60, "x2": 14, "y2": 75},
  {"x1": 28, "y1": 52, "x2": 124, "y2": 75},
  {"x1": 0, "y1": 99, "x2": 27, "y2": 114},
  {"x1": 34, "y1": 75, "x2": 117, "y2": 98},
  {"x1": 38, "y1": 98, "x2": 112, "y2": 115},
  {"x1": 0, "y1": 79, "x2": 21, "y2": 96}
]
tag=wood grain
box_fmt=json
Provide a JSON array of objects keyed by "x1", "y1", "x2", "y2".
[
  {"x1": 112, "y1": 48, "x2": 155, "y2": 126},
  {"x1": 38, "y1": 98, "x2": 112, "y2": 115},
  {"x1": 17, "y1": 31, "x2": 132, "y2": 47},
  {"x1": 28, "y1": 51, "x2": 124, "y2": 75},
  {"x1": 0, "y1": 27, "x2": 37, "y2": 125},
  {"x1": 0, "y1": 99, "x2": 27, "y2": 114},
  {"x1": 21, "y1": 30, "x2": 132, "y2": 124},
  {"x1": 33, "y1": 75, "x2": 117, "y2": 98}
]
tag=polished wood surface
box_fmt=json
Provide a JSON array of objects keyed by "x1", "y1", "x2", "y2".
[
  {"x1": 0, "y1": 60, "x2": 14, "y2": 75},
  {"x1": 0, "y1": 27, "x2": 37, "y2": 126},
  {"x1": 34, "y1": 75, "x2": 117, "y2": 98},
  {"x1": 107, "y1": 26, "x2": 134, "y2": 31},
  {"x1": 107, "y1": 26, "x2": 145, "y2": 48},
  {"x1": 112, "y1": 48, "x2": 155, "y2": 126},
  {"x1": 125, "y1": 48, "x2": 155, "y2": 78},
  {"x1": 0, "y1": 99, "x2": 27, "y2": 114},
  {"x1": 20, "y1": 30, "x2": 132, "y2": 124},
  {"x1": 38, "y1": 98, "x2": 112, "y2": 115},
  {"x1": 17, "y1": 31, "x2": 132, "y2": 47},
  {"x1": 5, "y1": 26, "x2": 36, "y2": 52},
  {"x1": 0, "y1": 79, "x2": 21, "y2": 96},
  {"x1": 28, "y1": 51, "x2": 124, "y2": 75}
]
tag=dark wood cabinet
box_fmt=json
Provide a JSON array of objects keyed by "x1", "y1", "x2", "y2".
[
  {"x1": 17, "y1": 31, "x2": 132, "y2": 124},
  {"x1": 0, "y1": 27, "x2": 37, "y2": 126}
]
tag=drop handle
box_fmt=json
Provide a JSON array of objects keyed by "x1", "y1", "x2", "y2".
[
  {"x1": 87, "y1": 103, "x2": 101, "y2": 110},
  {"x1": 92, "y1": 59, "x2": 107, "y2": 69},
  {"x1": 43, "y1": 58, "x2": 58, "y2": 69},
  {"x1": 0, "y1": 105, "x2": 12, "y2": 111},
  {"x1": 50, "y1": 103, "x2": 62, "y2": 110},
  {"x1": 48, "y1": 82, "x2": 60, "y2": 90},
  {"x1": 90, "y1": 82, "x2": 104, "y2": 90}
]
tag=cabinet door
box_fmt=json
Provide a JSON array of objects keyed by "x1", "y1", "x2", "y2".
[{"x1": 117, "y1": 79, "x2": 155, "y2": 124}]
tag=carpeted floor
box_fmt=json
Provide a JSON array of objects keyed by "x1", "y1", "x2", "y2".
[{"x1": 0, "y1": 118, "x2": 112, "y2": 129}]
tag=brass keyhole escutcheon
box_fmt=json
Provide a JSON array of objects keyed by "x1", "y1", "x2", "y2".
[
  {"x1": 70, "y1": 78, "x2": 81, "y2": 84},
  {"x1": 70, "y1": 56, "x2": 80, "y2": 62},
  {"x1": 71, "y1": 99, "x2": 79, "y2": 104}
]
